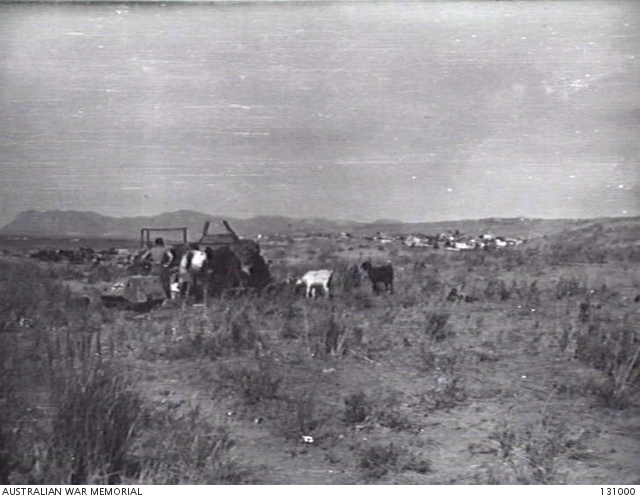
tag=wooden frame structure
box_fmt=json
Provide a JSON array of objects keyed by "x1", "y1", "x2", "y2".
[{"x1": 140, "y1": 227, "x2": 188, "y2": 248}]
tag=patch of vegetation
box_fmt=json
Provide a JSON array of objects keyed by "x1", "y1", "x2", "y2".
[
  {"x1": 420, "y1": 347, "x2": 468, "y2": 410},
  {"x1": 483, "y1": 278, "x2": 511, "y2": 301},
  {"x1": 574, "y1": 318, "x2": 640, "y2": 409},
  {"x1": 220, "y1": 351, "x2": 283, "y2": 406},
  {"x1": 1, "y1": 217, "x2": 639, "y2": 484},
  {"x1": 50, "y1": 363, "x2": 142, "y2": 484},
  {"x1": 358, "y1": 443, "x2": 431, "y2": 481},
  {"x1": 424, "y1": 312, "x2": 452, "y2": 342},
  {"x1": 555, "y1": 275, "x2": 586, "y2": 300},
  {"x1": 344, "y1": 390, "x2": 371, "y2": 424},
  {"x1": 490, "y1": 413, "x2": 589, "y2": 484},
  {"x1": 133, "y1": 406, "x2": 252, "y2": 484},
  {"x1": 373, "y1": 392, "x2": 414, "y2": 432}
]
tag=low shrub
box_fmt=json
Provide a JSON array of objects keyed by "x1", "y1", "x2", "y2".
[
  {"x1": 220, "y1": 352, "x2": 283, "y2": 406},
  {"x1": 555, "y1": 275, "x2": 585, "y2": 300},
  {"x1": 490, "y1": 413, "x2": 585, "y2": 484},
  {"x1": 358, "y1": 443, "x2": 402, "y2": 480},
  {"x1": 574, "y1": 321, "x2": 640, "y2": 409},
  {"x1": 153, "y1": 305, "x2": 260, "y2": 361},
  {"x1": 134, "y1": 406, "x2": 252, "y2": 484},
  {"x1": 358, "y1": 443, "x2": 431, "y2": 481},
  {"x1": 50, "y1": 363, "x2": 142, "y2": 484},
  {"x1": 293, "y1": 388, "x2": 320, "y2": 436},
  {"x1": 420, "y1": 347, "x2": 468, "y2": 410},
  {"x1": 374, "y1": 392, "x2": 413, "y2": 432},
  {"x1": 424, "y1": 312, "x2": 451, "y2": 342},
  {"x1": 343, "y1": 390, "x2": 371, "y2": 424}
]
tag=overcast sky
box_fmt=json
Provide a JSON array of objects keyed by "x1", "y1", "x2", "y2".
[{"x1": 0, "y1": 1, "x2": 638, "y2": 226}]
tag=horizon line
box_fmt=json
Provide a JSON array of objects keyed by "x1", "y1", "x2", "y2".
[{"x1": 4, "y1": 208, "x2": 640, "y2": 227}]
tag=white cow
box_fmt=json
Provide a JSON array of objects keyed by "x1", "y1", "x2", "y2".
[{"x1": 296, "y1": 269, "x2": 333, "y2": 298}]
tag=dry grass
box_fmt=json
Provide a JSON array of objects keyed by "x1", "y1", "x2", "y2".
[{"x1": 1, "y1": 221, "x2": 639, "y2": 484}]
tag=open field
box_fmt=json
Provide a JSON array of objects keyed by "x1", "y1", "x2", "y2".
[{"x1": 1, "y1": 219, "x2": 639, "y2": 484}]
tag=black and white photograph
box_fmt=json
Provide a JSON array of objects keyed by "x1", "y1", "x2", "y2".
[{"x1": 0, "y1": 0, "x2": 639, "y2": 486}]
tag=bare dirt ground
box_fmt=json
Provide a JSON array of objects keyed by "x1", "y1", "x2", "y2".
[{"x1": 1, "y1": 222, "x2": 639, "y2": 484}]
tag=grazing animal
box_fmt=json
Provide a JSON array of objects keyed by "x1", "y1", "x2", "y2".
[
  {"x1": 361, "y1": 261, "x2": 394, "y2": 294},
  {"x1": 240, "y1": 252, "x2": 272, "y2": 291},
  {"x1": 296, "y1": 269, "x2": 334, "y2": 298},
  {"x1": 205, "y1": 245, "x2": 245, "y2": 297}
]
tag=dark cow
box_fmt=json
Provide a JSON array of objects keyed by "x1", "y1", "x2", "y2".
[
  {"x1": 361, "y1": 261, "x2": 394, "y2": 294},
  {"x1": 243, "y1": 253, "x2": 272, "y2": 290},
  {"x1": 205, "y1": 245, "x2": 245, "y2": 297},
  {"x1": 164, "y1": 240, "x2": 270, "y2": 301},
  {"x1": 175, "y1": 246, "x2": 244, "y2": 302}
]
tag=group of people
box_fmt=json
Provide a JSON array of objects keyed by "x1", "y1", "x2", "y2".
[{"x1": 136, "y1": 236, "x2": 271, "y2": 301}]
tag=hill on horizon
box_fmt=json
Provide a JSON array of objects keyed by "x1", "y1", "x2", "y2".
[
  {"x1": 0, "y1": 210, "x2": 366, "y2": 241},
  {"x1": 1, "y1": 209, "x2": 639, "y2": 243}
]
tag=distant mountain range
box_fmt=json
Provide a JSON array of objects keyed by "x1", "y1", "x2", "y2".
[
  {"x1": 1, "y1": 209, "x2": 638, "y2": 242},
  {"x1": 0, "y1": 210, "x2": 366, "y2": 240}
]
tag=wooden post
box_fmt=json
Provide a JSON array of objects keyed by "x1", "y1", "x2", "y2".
[{"x1": 223, "y1": 220, "x2": 240, "y2": 241}]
